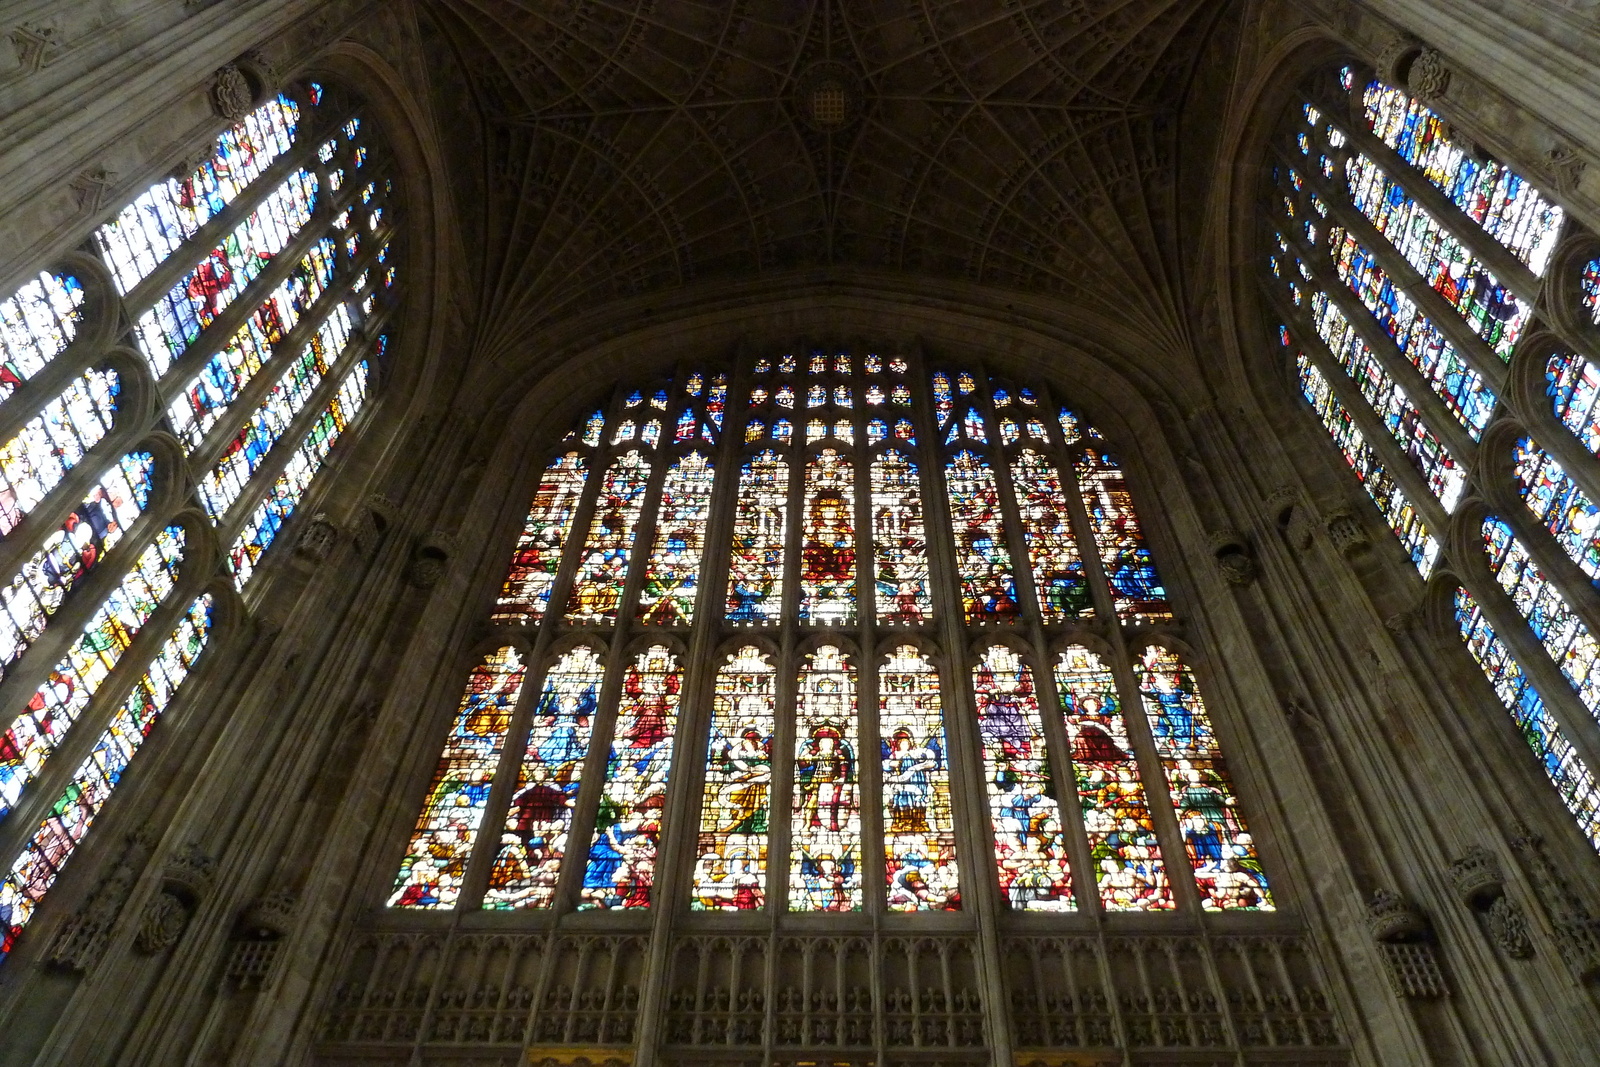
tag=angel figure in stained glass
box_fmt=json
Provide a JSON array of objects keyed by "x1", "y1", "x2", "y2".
[
  {"x1": 795, "y1": 847, "x2": 856, "y2": 911},
  {"x1": 708, "y1": 725, "x2": 772, "y2": 836},
  {"x1": 883, "y1": 729, "x2": 937, "y2": 833},
  {"x1": 796, "y1": 721, "x2": 855, "y2": 832}
]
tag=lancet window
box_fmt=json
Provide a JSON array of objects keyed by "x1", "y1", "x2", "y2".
[
  {"x1": 1267, "y1": 60, "x2": 1600, "y2": 852},
  {"x1": 392, "y1": 353, "x2": 1273, "y2": 917},
  {"x1": 0, "y1": 81, "x2": 401, "y2": 958}
]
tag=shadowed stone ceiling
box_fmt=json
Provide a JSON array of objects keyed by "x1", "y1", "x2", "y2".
[{"x1": 419, "y1": 0, "x2": 1242, "y2": 360}]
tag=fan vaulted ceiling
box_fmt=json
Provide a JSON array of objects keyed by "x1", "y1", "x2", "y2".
[{"x1": 419, "y1": 0, "x2": 1241, "y2": 358}]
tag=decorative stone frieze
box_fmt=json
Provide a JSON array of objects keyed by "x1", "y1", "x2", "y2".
[
  {"x1": 1375, "y1": 33, "x2": 1422, "y2": 88},
  {"x1": 1545, "y1": 143, "x2": 1587, "y2": 195},
  {"x1": 45, "y1": 832, "x2": 152, "y2": 971},
  {"x1": 209, "y1": 63, "x2": 255, "y2": 122},
  {"x1": 1513, "y1": 828, "x2": 1600, "y2": 979},
  {"x1": 1323, "y1": 509, "x2": 1369, "y2": 559},
  {"x1": 7, "y1": 22, "x2": 60, "y2": 73},
  {"x1": 1208, "y1": 528, "x2": 1255, "y2": 585},
  {"x1": 241, "y1": 889, "x2": 296, "y2": 939}
]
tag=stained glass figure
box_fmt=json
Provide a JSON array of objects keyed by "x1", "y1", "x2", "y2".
[
  {"x1": 773, "y1": 419, "x2": 792, "y2": 444},
  {"x1": 1011, "y1": 450, "x2": 1091, "y2": 621},
  {"x1": 1, "y1": 594, "x2": 213, "y2": 959},
  {"x1": 0, "y1": 369, "x2": 120, "y2": 538},
  {"x1": 870, "y1": 450, "x2": 932, "y2": 624},
  {"x1": 799, "y1": 450, "x2": 856, "y2": 625},
  {"x1": 0, "y1": 452, "x2": 153, "y2": 685},
  {"x1": 0, "y1": 527, "x2": 185, "y2": 822},
  {"x1": 484, "y1": 645, "x2": 606, "y2": 909},
  {"x1": 1547, "y1": 351, "x2": 1600, "y2": 455},
  {"x1": 1456, "y1": 589, "x2": 1600, "y2": 850},
  {"x1": 867, "y1": 419, "x2": 887, "y2": 444},
  {"x1": 746, "y1": 420, "x2": 765, "y2": 443},
  {"x1": 566, "y1": 451, "x2": 651, "y2": 623},
  {"x1": 864, "y1": 354, "x2": 883, "y2": 374},
  {"x1": 694, "y1": 645, "x2": 776, "y2": 910},
  {"x1": 581, "y1": 646, "x2": 681, "y2": 908},
  {"x1": 0, "y1": 273, "x2": 85, "y2": 402},
  {"x1": 1075, "y1": 448, "x2": 1173, "y2": 622},
  {"x1": 390, "y1": 647, "x2": 527, "y2": 909},
  {"x1": 1483, "y1": 519, "x2": 1600, "y2": 715},
  {"x1": 891, "y1": 384, "x2": 911, "y2": 406},
  {"x1": 946, "y1": 451, "x2": 1019, "y2": 622},
  {"x1": 790, "y1": 645, "x2": 861, "y2": 911},
  {"x1": 726, "y1": 452, "x2": 788, "y2": 624},
  {"x1": 933, "y1": 372, "x2": 954, "y2": 427},
  {"x1": 972, "y1": 645, "x2": 1074, "y2": 910},
  {"x1": 582, "y1": 411, "x2": 604, "y2": 446},
  {"x1": 675, "y1": 409, "x2": 696, "y2": 441},
  {"x1": 1136, "y1": 646, "x2": 1271, "y2": 911},
  {"x1": 638, "y1": 453, "x2": 715, "y2": 625},
  {"x1": 809, "y1": 353, "x2": 827, "y2": 375},
  {"x1": 880, "y1": 645, "x2": 959, "y2": 911},
  {"x1": 1513, "y1": 438, "x2": 1600, "y2": 580},
  {"x1": 1058, "y1": 409, "x2": 1083, "y2": 444},
  {"x1": 1055, "y1": 646, "x2": 1170, "y2": 910}
]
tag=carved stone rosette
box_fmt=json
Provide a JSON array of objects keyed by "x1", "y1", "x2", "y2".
[
  {"x1": 209, "y1": 63, "x2": 255, "y2": 122},
  {"x1": 1207, "y1": 528, "x2": 1256, "y2": 585}
]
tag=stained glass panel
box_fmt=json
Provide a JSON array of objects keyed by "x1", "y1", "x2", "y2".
[
  {"x1": 1483, "y1": 519, "x2": 1600, "y2": 716},
  {"x1": 0, "y1": 369, "x2": 120, "y2": 538},
  {"x1": 1055, "y1": 646, "x2": 1171, "y2": 910},
  {"x1": 0, "y1": 526, "x2": 185, "y2": 821},
  {"x1": 484, "y1": 646, "x2": 606, "y2": 909},
  {"x1": 1547, "y1": 351, "x2": 1600, "y2": 455},
  {"x1": 1583, "y1": 257, "x2": 1600, "y2": 325},
  {"x1": 790, "y1": 645, "x2": 861, "y2": 912},
  {"x1": 1456, "y1": 589, "x2": 1600, "y2": 851},
  {"x1": 390, "y1": 647, "x2": 527, "y2": 909},
  {"x1": 1513, "y1": 437, "x2": 1600, "y2": 581},
  {"x1": 638, "y1": 453, "x2": 715, "y2": 625},
  {"x1": 581, "y1": 646, "x2": 680, "y2": 909},
  {"x1": 566, "y1": 451, "x2": 651, "y2": 624},
  {"x1": 1362, "y1": 80, "x2": 1563, "y2": 275},
  {"x1": 870, "y1": 450, "x2": 931, "y2": 624},
  {"x1": 0, "y1": 273, "x2": 85, "y2": 402},
  {"x1": 726, "y1": 451, "x2": 788, "y2": 624},
  {"x1": 0, "y1": 452, "x2": 154, "y2": 685},
  {"x1": 946, "y1": 451, "x2": 1020, "y2": 622},
  {"x1": 494, "y1": 453, "x2": 589, "y2": 624},
  {"x1": 1290, "y1": 348, "x2": 1439, "y2": 574},
  {"x1": 0, "y1": 593, "x2": 213, "y2": 959},
  {"x1": 95, "y1": 96, "x2": 301, "y2": 293},
  {"x1": 1136, "y1": 646, "x2": 1271, "y2": 911},
  {"x1": 693, "y1": 645, "x2": 776, "y2": 910},
  {"x1": 880, "y1": 645, "x2": 959, "y2": 911},
  {"x1": 1075, "y1": 448, "x2": 1173, "y2": 622},
  {"x1": 799, "y1": 450, "x2": 856, "y2": 625},
  {"x1": 1011, "y1": 450, "x2": 1091, "y2": 621},
  {"x1": 973, "y1": 645, "x2": 1075, "y2": 911}
]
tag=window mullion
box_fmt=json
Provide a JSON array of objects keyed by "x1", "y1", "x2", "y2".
[
  {"x1": 1268, "y1": 283, "x2": 1457, "y2": 536},
  {"x1": 1480, "y1": 458, "x2": 1600, "y2": 640},
  {"x1": 1289, "y1": 145, "x2": 1511, "y2": 389},
  {"x1": 771, "y1": 397, "x2": 808, "y2": 914},
  {"x1": 111, "y1": 105, "x2": 359, "y2": 319},
  {"x1": 850, "y1": 373, "x2": 886, "y2": 919},
  {"x1": 1279, "y1": 219, "x2": 1485, "y2": 463},
  {"x1": 1319, "y1": 105, "x2": 1543, "y2": 305},
  {"x1": 903, "y1": 344, "x2": 1015, "y2": 1065}
]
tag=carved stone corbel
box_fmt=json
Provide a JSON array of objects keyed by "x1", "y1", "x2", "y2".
[
  {"x1": 136, "y1": 843, "x2": 216, "y2": 953},
  {"x1": 1208, "y1": 528, "x2": 1255, "y2": 585},
  {"x1": 1367, "y1": 888, "x2": 1448, "y2": 997},
  {"x1": 407, "y1": 532, "x2": 458, "y2": 589},
  {"x1": 1323, "y1": 509, "x2": 1370, "y2": 559},
  {"x1": 295, "y1": 512, "x2": 340, "y2": 562}
]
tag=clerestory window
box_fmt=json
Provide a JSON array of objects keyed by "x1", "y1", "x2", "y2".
[{"x1": 0, "y1": 81, "x2": 400, "y2": 960}]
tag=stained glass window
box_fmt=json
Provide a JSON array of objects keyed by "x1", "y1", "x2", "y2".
[
  {"x1": 879, "y1": 645, "x2": 959, "y2": 911},
  {"x1": 973, "y1": 644, "x2": 1074, "y2": 911},
  {"x1": 581, "y1": 645, "x2": 680, "y2": 909},
  {"x1": 1271, "y1": 66, "x2": 1600, "y2": 857},
  {"x1": 1136, "y1": 646, "x2": 1271, "y2": 911},
  {"x1": 694, "y1": 645, "x2": 776, "y2": 910},
  {"x1": 484, "y1": 645, "x2": 605, "y2": 909},
  {"x1": 0, "y1": 81, "x2": 399, "y2": 961},
  {"x1": 1056, "y1": 646, "x2": 1171, "y2": 910},
  {"x1": 790, "y1": 645, "x2": 861, "y2": 911},
  {"x1": 396, "y1": 354, "x2": 1270, "y2": 922}
]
